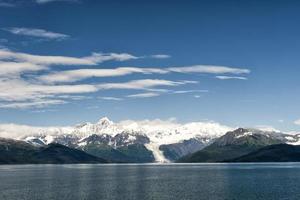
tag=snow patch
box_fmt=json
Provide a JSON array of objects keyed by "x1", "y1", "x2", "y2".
[{"x1": 235, "y1": 132, "x2": 253, "y2": 139}]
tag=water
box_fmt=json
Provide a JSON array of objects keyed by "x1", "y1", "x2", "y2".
[{"x1": 0, "y1": 163, "x2": 300, "y2": 200}]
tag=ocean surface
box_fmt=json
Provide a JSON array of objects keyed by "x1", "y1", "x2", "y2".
[{"x1": 0, "y1": 163, "x2": 300, "y2": 200}]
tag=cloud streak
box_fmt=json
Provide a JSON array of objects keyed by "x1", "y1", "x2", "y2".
[
  {"x1": 0, "y1": 99, "x2": 66, "y2": 109},
  {"x1": 173, "y1": 90, "x2": 209, "y2": 94},
  {"x1": 0, "y1": 78, "x2": 194, "y2": 108},
  {"x1": 0, "y1": 78, "x2": 98, "y2": 102},
  {"x1": 0, "y1": 61, "x2": 46, "y2": 76},
  {"x1": 127, "y1": 92, "x2": 160, "y2": 98},
  {"x1": 0, "y1": 49, "x2": 138, "y2": 67},
  {"x1": 36, "y1": 0, "x2": 79, "y2": 4},
  {"x1": 38, "y1": 65, "x2": 250, "y2": 83},
  {"x1": 150, "y1": 54, "x2": 171, "y2": 59},
  {"x1": 39, "y1": 67, "x2": 168, "y2": 83},
  {"x1": 294, "y1": 119, "x2": 300, "y2": 126},
  {"x1": 97, "y1": 79, "x2": 191, "y2": 90},
  {"x1": 168, "y1": 65, "x2": 250, "y2": 74},
  {"x1": 0, "y1": 48, "x2": 250, "y2": 109},
  {"x1": 98, "y1": 96, "x2": 123, "y2": 101},
  {"x1": 3, "y1": 27, "x2": 70, "y2": 40},
  {"x1": 0, "y1": 2, "x2": 15, "y2": 7},
  {"x1": 215, "y1": 75, "x2": 248, "y2": 80}
]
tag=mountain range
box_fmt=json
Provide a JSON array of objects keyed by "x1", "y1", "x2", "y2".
[
  {"x1": 1, "y1": 117, "x2": 300, "y2": 163},
  {"x1": 15, "y1": 117, "x2": 231, "y2": 162}
]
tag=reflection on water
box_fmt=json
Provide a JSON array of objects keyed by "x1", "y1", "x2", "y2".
[{"x1": 0, "y1": 163, "x2": 300, "y2": 200}]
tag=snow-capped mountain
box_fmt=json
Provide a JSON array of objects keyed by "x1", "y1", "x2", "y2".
[
  {"x1": 1, "y1": 117, "x2": 299, "y2": 163},
  {"x1": 178, "y1": 128, "x2": 300, "y2": 163},
  {"x1": 17, "y1": 117, "x2": 232, "y2": 162}
]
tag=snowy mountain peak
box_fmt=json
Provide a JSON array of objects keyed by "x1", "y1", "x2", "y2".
[{"x1": 97, "y1": 117, "x2": 113, "y2": 127}]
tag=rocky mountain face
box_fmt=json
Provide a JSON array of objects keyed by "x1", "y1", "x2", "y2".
[
  {"x1": 178, "y1": 128, "x2": 300, "y2": 163},
  {"x1": 159, "y1": 138, "x2": 209, "y2": 161}
]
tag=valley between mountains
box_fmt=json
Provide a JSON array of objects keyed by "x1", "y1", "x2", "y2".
[{"x1": 1, "y1": 117, "x2": 300, "y2": 164}]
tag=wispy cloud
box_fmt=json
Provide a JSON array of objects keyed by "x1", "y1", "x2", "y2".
[
  {"x1": 36, "y1": 0, "x2": 79, "y2": 4},
  {"x1": 3, "y1": 27, "x2": 70, "y2": 40},
  {"x1": 150, "y1": 54, "x2": 171, "y2": 59},
  {"x1": 0, "y1": 99, "x2": 66, "y2": 109},
  {"x1": 173, "y1": 90, "x2": 209, "y2": 94},
  {"x1": 98, "y1": 96, "x2": 123, "y2": 101},
  {"x1": 0, "y1": 48, "x2": 250, "y2": 109},
  {"x1": 84, "y1": 52, "x2": 138, "y2": 63},
  {"x1": 0, "y1": 78, "x2": 194, "y2": 108},
  {"x1": 97, "y1": 79, "x2": 191, "y2": 90},
  {"x1": 0, "y1": 78, "x2": 98, "y2": 102},
  {"x1": 255, "y1": 125, "x2": 281, "y2": 133},
  {"x1": 37, "y1": 64, "x2": 250, "y2": 83},
  {"x1": 57, "y1": 95, "x2": 90, "y2": 100},
  {"x1": 127, "y1": 92, "x2": 160, "y2": 98},
  {"x1": 294, "y1": 119, "x2": 300, "y2": 125},
  {"x1": 0, "y1": 49, "x2": 138, "y2": 67},
  {"x1": 39, "y1": 67, "x2": 168, "y2": 83},
  {"x1": 0, "y1": 1, "x2": 15, "y2": 7},
  {"x1": 0, "y1": 61, "x2": 46, "y2": 76},
  {"x1": 215, "y1": 75, "x2": 248, "y2": 80},
  {"x1": 278, "y1": 119, "x2": 284, "y2": 123},
  {"x1": 168, "y1": 65, "x2": 250, "y2": 74}
]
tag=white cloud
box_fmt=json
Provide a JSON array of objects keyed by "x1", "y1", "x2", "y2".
[
  {"x1": 0, "y1": 123, "x2": 73, "y2": 139},
  {"x1": 57, "y1": 95, "x2": 90, "y2": 100},
  {"x1": 0, "y1": 99, "x2": 66, "y2": 109},
  {"x1": 255, "y1": 125, "x2": 281, "y2": 133},
  {"x1": 168, "y1": 65, "x2": 250, "y2": 74},
  {"x1": 4, "y1": 27, "x2": 69, "y2": 40},
  {"x1": 0, "y1": 78, "x2": 98, "y2": 102},
  {"x1": 0, "y1": 78, "x2": 195, "y2": 108},
  {"x1": 39, "y1": 67, "x2": 168, "y2": 83},
  {"x1": 194, "y1": 95, "x2": 201, "y2": 98},
  {"x1": 0, "y1": 49, "x2": 138, "y2": 66},
  {"x1": 173, "y1": 90, "x2": 208, "y2": 94},
  {"x1": 0, "y1": 48, "x2": 251, "y2": 109},
  {"x1": 98, "y1": 96, "x2": 123, "y2": 101},
  {"x1": 127, "y1": 92, "x2": 160, "y2": 98},
  {"x1": 97, "y1": 79, "x2": 190, "y2": 90},
  {"x1": 294, "y1": 119, "x2": 300, "y2": 126},
  {"x1": 84, "y1": 52, "x2": 138, "y2": 63},
  {"x1": 0, "y1": 61, "x2": 46, "y2": 76},
  {"x1": 36, "y1": 0, "x2": 78, "y2": 4},
  {"x1": 151, "y1": 54, "x2": 171, "y2": 59},
  {"x1": 216, "y1": 76, "x2": 247, "y2": 80},
  {"x1": 0, "y1": 2, "x2": 15, "y2": 7},
  {"x1": 0, "y1": 49, "x2": 250, "y2": 83}
]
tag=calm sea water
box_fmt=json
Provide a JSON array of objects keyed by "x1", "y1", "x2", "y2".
[{"x1": 0, "y1": 163, "x2": 300, "y2": 200}]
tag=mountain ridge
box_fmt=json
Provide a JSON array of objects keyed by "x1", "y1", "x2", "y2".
[
  {"x1": 1, "y1": 118, "x2": 300, "y2": 163},
  {"x1": 177, "y1": 128, "x2": 300, "y2": 163},
  {"x1": 228, "y1": 144, "x2": 300, "y2": 162}
]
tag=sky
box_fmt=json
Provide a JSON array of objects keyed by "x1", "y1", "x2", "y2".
[{"x1": 0, "y1": 0, "x2": 299, "y2": 132}]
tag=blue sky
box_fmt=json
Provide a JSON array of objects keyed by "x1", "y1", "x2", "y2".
[{"x1": 0, "y1": 0, "x2": 299, "y2": 131}]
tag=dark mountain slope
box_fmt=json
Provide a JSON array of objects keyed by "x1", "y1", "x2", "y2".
[
  {"x1": 178, "y1": 128, "x2": 284, "y2": 163},
  {"x1": 0, "y1": 138, "x2": 107, "y2": 164},
  {"x1": 229, "y1": 144, "x2": 300, "y2": 162}
]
